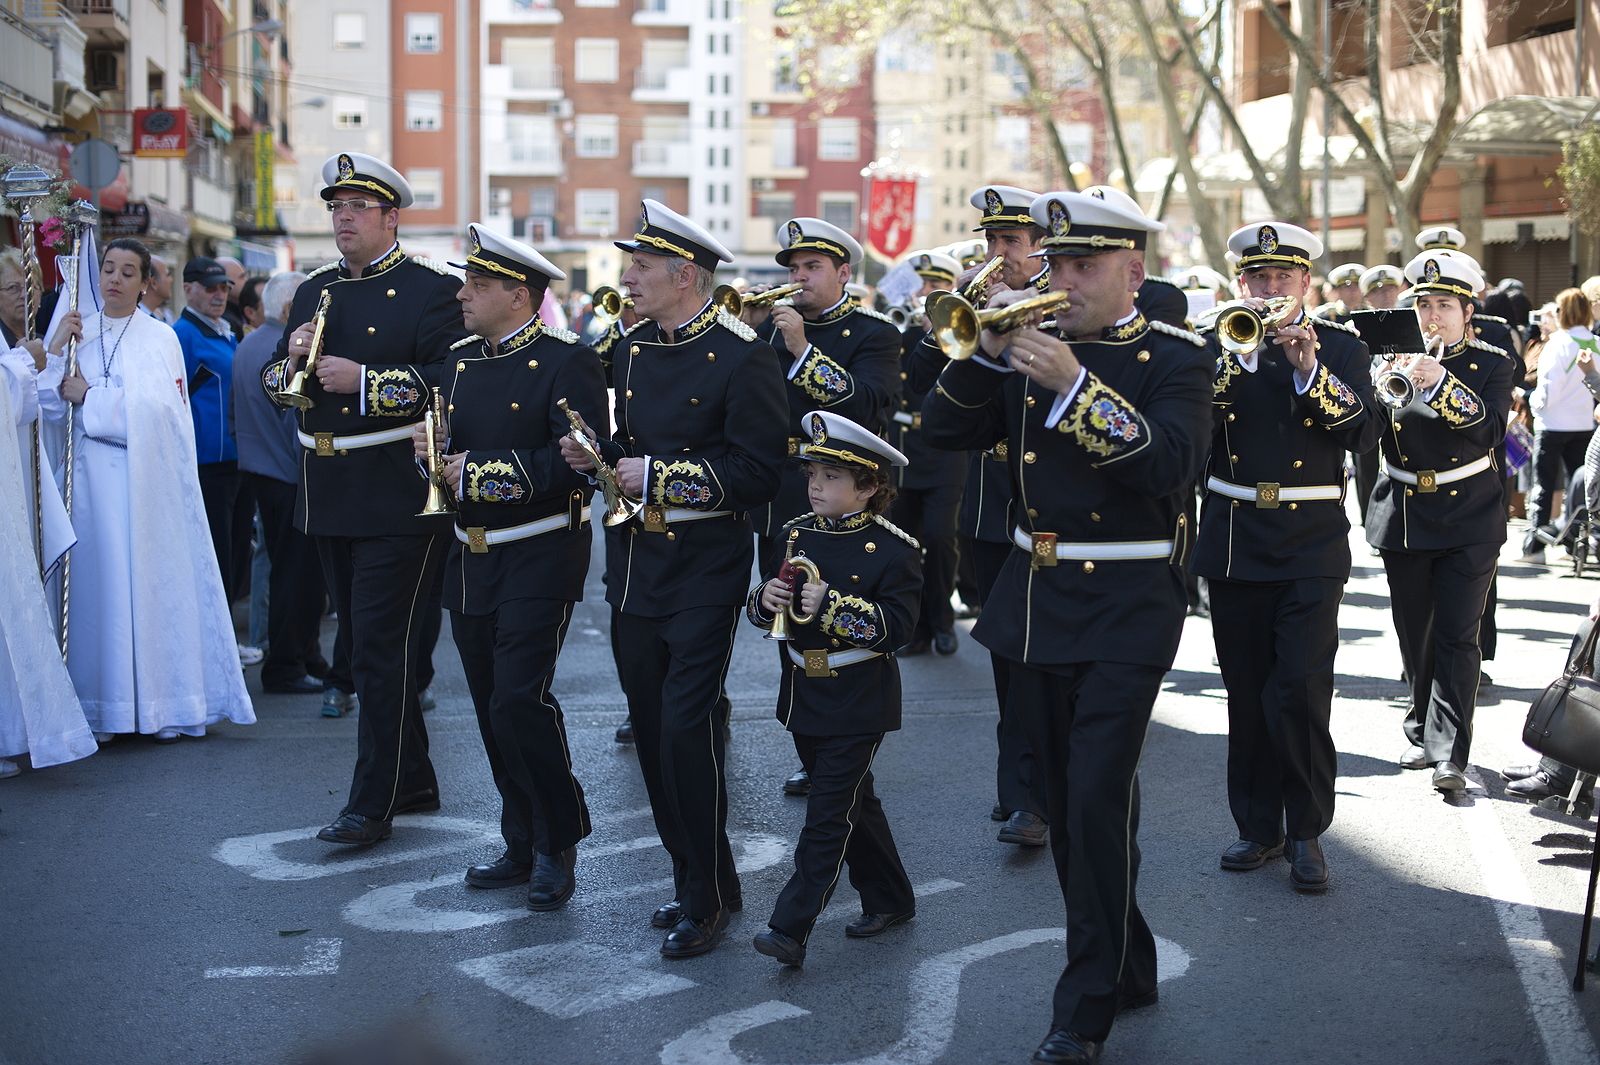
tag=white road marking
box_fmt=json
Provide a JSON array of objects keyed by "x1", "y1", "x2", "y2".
[
  {"x1": 1457, "y1": 778, "x2": 1599, "y2": 1065},
  {"x1": 205, "y1": 938, "x2": 342, "y2": 979},
  {"x1": 459, "y1": 941, "x2": 697, "y2": 1018},
  {"x1": 211, "y1": 816, "x2": 499, "y2": 882}
]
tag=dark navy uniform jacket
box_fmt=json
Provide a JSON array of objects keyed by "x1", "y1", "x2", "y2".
[
  {"x1": 907, "y1": 331, "x2": 1013, "y2": 542},
  {"x1": 1365, "y1": 333, "x2": 1514, "y2": 553},
  {"x1": 892, "y1": 325, "x2": 965, "y2": 491},
  {"x1": 262, "y1": 244, "x2": 469, "y2": 537},
  {"x1": 438, "y1": 318, "x2": 607, "y2": 615},
  {"x1": 746, "y1": 510, "x2": 922, "y2": 736},
  {"x1": 1194, "y1": 314, "x2": 1379, "y2": 582},
  {"x1": 921, "y1": 312, "x2": 1212, "y2": 670},
  {"x1": 598, "y1": 302, "x2": 789, "y2": 617}
]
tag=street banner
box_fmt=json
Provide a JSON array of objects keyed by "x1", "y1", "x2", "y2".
[
  {"x1": 133, "y1": 109, "x2": 188, "y2": 158},
  {"x1": 254, "y1": 129, "x2": 275, "y2": 230},
  {"x1": 866, "y1": 176, "x2": 917, "y2": 260}
]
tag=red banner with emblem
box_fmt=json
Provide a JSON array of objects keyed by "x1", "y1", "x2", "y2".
[{"x1": 866, "y1": 176, "x2": 917, "y2": 260}]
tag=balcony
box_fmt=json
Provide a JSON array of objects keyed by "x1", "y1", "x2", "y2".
[
  {"x1": 485, "y1": 139, "x2": 561, "y2": 177},
  {"x1": 632, "y1": 65, "x2": 694, "y2": 102},
  {"x1": 486, "y1": 61, "x2": 561, "y2": 101},
  {"x1": 61, "y1": 0, "x2": 127, "y2": 46},
  {"x1": 483, "y1": 0, "x2": 560, "y2": 25},
  {"x1": 0, "y1": 8, "x2": 54, "y2": 114},
  {"x1": 632, "y1": 139, "x2": 692, "y2": 177},
  {"x1": 633, "y1": 0, "x2": 693, "y2": 26}
]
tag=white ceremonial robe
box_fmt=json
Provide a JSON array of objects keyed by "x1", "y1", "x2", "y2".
[
  {"x1": 40, "y1": 311, "x2": 254, "y2": 735},
  {"x1": 0, "y1": 346, "x2": 95, "y2": 767}
]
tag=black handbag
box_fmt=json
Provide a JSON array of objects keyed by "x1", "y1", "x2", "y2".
[{"x1": 1523, "y1": 619, "x2": 1600, "y2": 777}]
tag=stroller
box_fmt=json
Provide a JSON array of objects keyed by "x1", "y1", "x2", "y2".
[{"x1": 1533, "y1": 450, "x2": 1596, "y2": 577}]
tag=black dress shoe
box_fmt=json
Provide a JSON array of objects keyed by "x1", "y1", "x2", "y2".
[
  {"x1": 1502, "y1": 763, "x2": 1541, "y2": 782},
  {"x1": 527, "y1": 847, "x2": 576, "y2": 911},
  {"x1": 393, "y1": 789, "x2": 440, "y2": 815},
  {"x1": 1506, "y1": 770, "x2": 1593, "y2": 805},
  {"x1": 263, "y1": 674, "x2": 324, "y2": 695},
  {"x1": 316, "y1": 813, "x2": 392, "y2": 846},
  {"x1": 1286, "y1": 837, "x2": 1329, "y2": 893},
  {"x1": 661, "y1": 910, "x2": 729, "y2": 958},
  {"x1": 752, "y1": 928, "x2": 806, "y2": 967},
  {"x1": 1219, "y1": 838, "x2": 1284, "y2": 871},
  {"x1": 782, "y1": 768, "x2": 812, "y2": 796},
  {"x1": 900, "y1": 639, "x2": 930, "y2": 656},
  {"x1": 990, "y1": 803, "x2": 1008, "y2": 822},
  {"x1": 614, "y1": 720, "x2": 635, "y2": 744},
  {"x1": 933, "y1": 630, "x2": 959, "y2": 655},
  {"x1": 1032, "y1": 1028, "x2": 1101, "y2": 1064},
  {"x1": 653, "y1": 895, "x2": 742, "y2": 929},
  {"x1": 844, "y1": 910, "x2": 914, "y2": 938},
  {"x1": 998, "y1": 810, "x2": 1048, "y2": 846},
  {"x1": 465, "y1": 854, "x2": 532, "y2": 889}
]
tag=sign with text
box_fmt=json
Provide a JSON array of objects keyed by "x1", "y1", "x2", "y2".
[{"x1": 133, "y1": 109, "x2": 188, "y2": 158}]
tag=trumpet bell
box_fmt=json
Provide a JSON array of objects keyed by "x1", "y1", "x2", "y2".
[
  {"x1": 1376, "y1": 369, "x2": 1415, "y2": 410},
  {"x1": 416, "y1": 478, "x2": 453, "y2": 517},
  {"x1": 930, "y1": 297, "x2": 982, "y2": 361},
  {"x1": 593, "y1": 286, "x2": 626, "y2": 320},
  {"x1": 275, "y1": 370, "x2": 315, "y2": 409}
]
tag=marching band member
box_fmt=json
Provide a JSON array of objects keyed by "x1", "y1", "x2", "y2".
[
  {"x1": 415, "y1": 225, "x2": 605, "y2": 910},
  {"x1": 1369, "y1": 250, "x2": 1513, "y2": 792},
  {"x1": 1321, "y1": 262, "x2": 1366, "y2": 323},
  {"x1": 889, "y1": 251, "x2": 966, "y2": 657},
  {"x1": 1361, "y1": 265, "x2": 1405, "y2": 311},
  {"x1": 746, "y1": 410, "x2": 920, "y2": 968},
  {"x1": 923, "y1": 186, "x2": 1212, "y2": 1065},
  {"x1": 560, "y1": 200, "x2": 788, "y2": 957},
  {"x1": 263, "y1": 152, "x2": 469, "y2": 845},
  {"x1": 1196, "y1": 223, "x2": 1378, "y2": 893},
  {"x1": 1414, "y1": 226, "x2": 1521, "y2": 355}
]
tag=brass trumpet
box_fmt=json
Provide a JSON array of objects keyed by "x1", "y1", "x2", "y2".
[
  {"x1": 1194, "y1": 296, "x2": 1298, "y2": 356},
  {"x1": 961, "y1": 255, "x2": 1006, "y2": 305},
  {"x1": 417, "y1": 387, "x2": 455, "y2": 517},
  {"x1": 1376, "y1": 324, "x2": 1444, "y2": 411},
  {"x1": 558, "y1": 397, "x2": 642, "y2": 527},
  {"x1": 888, "y1": 298, "x2": 927, "y2": 332},
  {"x1": 592, "y1": 285, "x2": 633, "y2": 321},
  {"x1": 712, "y1": 282, "x2": 803, "y2": 316},
  {"x1": 928, "y1": 291, "x2": 1074, "y2": 361},
  {"x1": 765, "y1": 550, "x2": 823, "y2": 642},
  {"x1": 276, "y1": 289, "x2": 332, "y2": 409}
]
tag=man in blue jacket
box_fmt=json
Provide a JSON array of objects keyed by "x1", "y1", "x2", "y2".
[{"x1": 175, "y1": 256, "x2": 244, "y2": 600}]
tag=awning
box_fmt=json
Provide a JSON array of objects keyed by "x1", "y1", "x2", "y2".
[
  {"x1": 101, "y1": 200, "x2": 189, "y2": 244},
  {"x1": 1482, "y1": 215, "x2": 1571, "y2": 244},
  {"x1": 1452, "y1": 96, "x2": 1600, "y2": 156},
  {"x1": 0, "y1": 110, "x2": 58, "y2": 171}
]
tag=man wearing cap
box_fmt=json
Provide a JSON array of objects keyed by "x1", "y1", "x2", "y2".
[
  {"x1": 1195, "y1": 222, "x2": 1378, "y2": 894},
  {"x1": 176, "y1": 257, "x2": 244, "y2": 602},
  {"x1": 1321, "y1": 262, "x2": 1366, "y2": 323},
  {"x1": 561, "y1": 199, "x2": 787, "y2": 957},
  {"x1": 923, "y1": 186, "x2": 1211, "y2": 1065},
  {"x1": 888, "y1": 251, "x2": 966, "y2": 658},
  {"x1": 410, "y1": 224, "x2": 605, "y2": 910},
  {"x1": 1360, "y1": 265, "x2": 1404, "y2": 311},
  {"x1": 1413, "y1": 226, "x2": 1521, "y2": 356},
  {"x1": 1369, "y1": 249, "x2": 1513, "y2": 792},
  {"x1": 750, "y1": 217, "x2": 902, "y2": 579},
  {"x1": 263, "y1": 151, "x2": 470, "y2": 846}
]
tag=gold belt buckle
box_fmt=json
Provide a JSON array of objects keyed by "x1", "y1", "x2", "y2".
[
  {"x1": 314, "y1": 432, "x2": 335, "y2": 457},
  {"x1": 910, "y1": 411, "x2": 922, "y2": 430},
  {"x1": 1417, "y1": 470, "x2": 1438, "y2": 493},
  {"x1": 803, "y1": 649, "x2": 830, "y2": 678},
  {"x1": 1255, "y1": 482, "x2": 1281, "y2": 509},
  {"x1": 992, "y1": 440, "x2": 1009, "y2": 461},
  {"x1": 1030, "y1": 531, "x2": 1058, "y2": 570},
  {"x1": 642, "y1": 504, "x2": 668, "y2": 533},
  {"x1": 466, "y1": 528, "x2": 489, "y2": 554}
]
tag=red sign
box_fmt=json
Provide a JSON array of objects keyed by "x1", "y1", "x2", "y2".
[
  {"x1": 866, "y1": 177, "x2": 917, "y2": 261},
  {"x1": 133, "y1": 108, "x2": 188, "y2": 158}
]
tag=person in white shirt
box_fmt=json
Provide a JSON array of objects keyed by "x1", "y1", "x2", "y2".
[{"x1": 1523, "y1": 287, "x2": 1599, "y2": 561}]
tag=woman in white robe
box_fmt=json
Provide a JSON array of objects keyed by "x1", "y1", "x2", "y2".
[
  {"x1": 41, "y1": 238, "x2": 254, "y2": 741},
  {"x1": 0, "y1": 336, "x2": 95, "y2": 776}
]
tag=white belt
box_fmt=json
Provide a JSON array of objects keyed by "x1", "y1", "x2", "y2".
[
  {"x1": 786, "y1": 645, "x2": 882, "y2": 677},
  {"x1": 1205, "y1": 475, "x2": 1341, "y2": 507},
  {"x1": 636, "y1": 505, "x2": 734, "y2": 532},
  {"x1": 892, "y1": 410, "x2": 921, "y2": 428},
  {"x1": 298, "y1": 423, "x2": 415, "y2": 456},
  {"x1": 1011, "y1": 526, "x2": 1173, "y2": 562},
  {"x1": 455, "y1": 506, "x2": 590, "y2": 552},
  {"x1": 1381, "y1": 454, "x2": 1491, "y2": 491}
]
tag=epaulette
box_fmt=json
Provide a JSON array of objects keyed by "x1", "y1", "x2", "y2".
[
  {"x1": 873, "y1": 514, "x2": 921, "y2": 549},
  {"x1": 1148, "y1": 319, "x2": 1207, "y2": 346},
  {"x1": 782, "y1": 511, "x2": 815, "y2": 532},
  {"x1": 715, "y1": 308, "x2": 757, "y2": 342},
  {"x1": 449, "y1": 335, "x2": 482, "y2": 351},
  {"x1": 411, "y1": 255, "x2": 453, "y2": 275},
  {"x1": 852, "y1": 305, "x2": 897, "y2": 326},
  {"x1": 543, "y1": 323, "x2": 580, "y2": 344},
  {"x1": 1310, "y1": 314, "x2": 1360, "y2": 335},
  {"x1": 1475, "y1": 313, "x2": 1509, "y2": 325},
  {"x1": 622, "y1": 318, "x2": 653, "y2": 338},
  {"x1": 1467, "y1": 336, "x2": 1511, "y2": 357},
  {"x1": 306, "y1": 261, "x2": 338, "y2": 279}
]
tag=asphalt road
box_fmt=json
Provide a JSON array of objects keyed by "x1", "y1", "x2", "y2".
[{"x1": 3, "y1": 526, "x2": 1599, "y2": 1065}]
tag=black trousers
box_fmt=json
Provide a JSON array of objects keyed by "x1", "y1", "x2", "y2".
[
  {"x1": 1381, "y1": 542, "x2": 1500, "y2": 768},
  {"x1": 417, "y1": 563, "x2": 447, "y2": 693},
  {"x1": 890, "y1": 481, "x2": 962, "y2": 641},
  {"x1": 1011, "y1": 660, "x2": 1161, "y2": 1043},
  {"x1": 453, "y1": 598, "x2": 592, "y2": 860},
  {"x1": 974, "y1": 539, "x2": 1039, "y2": 817},
  {"x1": 198, "y1": 461, "x2": 240, "y2": 600},
  {"x1": 1209, "y1": 577, "x2": 1341, "y2": 844},
  {"x1": 318, "y1": 533, "x2": 446, "y2": 820},
  {"x1": 1353, "y1": 447, "x2": 1379, "y2": 528},
  {"x1": 248, "y1": 473, "x2": 328, "y2": 687},
  {"x1": 615, "y1": 606, "x2": 741, "y2": 919},
  {"x1": 768, "y1": 731, "x2": 915, "y2": 943},
  {"x1": 1525, "y1": 428, "x2": 1592, "y2": 551},
  {"x1": 955, "y1": 534, "x2": 981, "y2": 608}
]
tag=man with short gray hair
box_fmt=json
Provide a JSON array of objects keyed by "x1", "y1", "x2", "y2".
[
  {"x1": 233, "y1": 270, "x2": 329, "y2": 694},
  {"x1": 141, "y1": 255, "x2": 174, "y2": 323}
]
